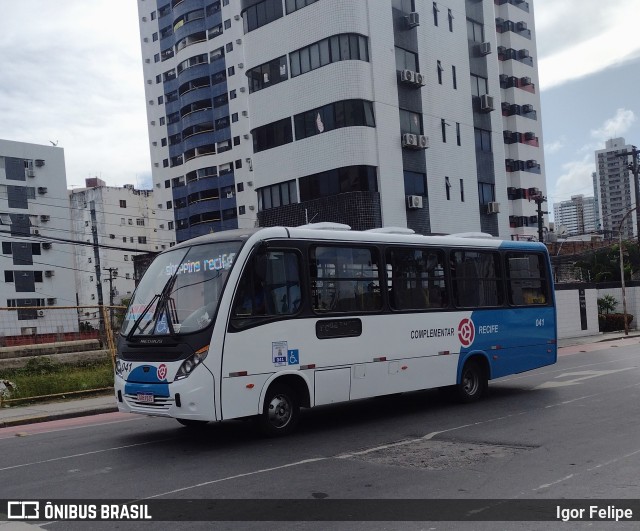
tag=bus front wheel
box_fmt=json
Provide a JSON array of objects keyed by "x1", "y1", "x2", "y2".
[
  {"x1": 257, "y1": 384, "x2": 300, "y2": 437},
  {"x1": 454, "y1": 359, "x2": 487, "y2": 403}
]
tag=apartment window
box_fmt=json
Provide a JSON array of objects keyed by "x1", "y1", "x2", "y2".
[
  {"x1": 460, "y1": 179, "x2": 465, "y2": 202},
  {"x1": 258, "y1": 180, "x2": 298, "y2": 210},
  {"x1": 399, "y1": 109, "x2": 422, "y2": 135},
  {"x1": 433, "y1": 2, "x2": 439, "y2": 26},
  {"x1": 470, "y1": 74, "x2": 488, "y2": 97},
  {"x1": 224, "y1": 19, "x2": 231, "y2": 29},
  {"x1": 126, "y1": 273, "x2": 131, "y2": 280},
  {"x1": 235, "y1": 159, "x2": 243, "y2": 170},
  {"x1": 403, "y1": 171, "x2": 426, "y2": 197},
  {"x1": 294, "y1": 100, "x2": 375, "y2": 140},
  {"x1": 251, "y1": 118, "x2": 293, "y2": 153},
  {"x1": 452, "y1": 65, "x2": 457, "y2": 89},
  {"x1": 124, "y1": 255, "x2": 128, "y2": 261},
  {"x1": 161, "y1": 138, "x2": 168, "y2": 147},
  {"x1": 138, "y1": 236, "x2": 147, "y2": 244},
  {"x1": 123, "y1": 237, "x2": 127, "y2": 242},
  {"x1": 437, "y1": 60, "x2": 443, "y2": 84},
  {"x1": 243, "y1": 0, "x2": 284, "y2": 33},
  {"x1": 152, "y1": 32, "x2": 158, "y2": 41},
  {"x1": 290, "y1": 33, "x2": 369, "y2": 78},
  {"x1": 247, "y1": 56, "x2": 288, "y2": 94},
  {"x1": 445, "y1": 176, "x2": 451, "y2": 200},
  {"x1": 456, "y1": 122, "x2": 461, "y2": 146},
  {"x1": 233, "y1": 136, "x2": 240, "y2": 146},
  {"x1": 441, "y1": 119, "x2": 447, "y2": 143},
  {"x1": 168, "y1": 221, "x2": 174, "y2": 230},
  {"x1": 119, "y1": 200, "x2": 126, "y2": 208},
  {"x1": 230, "y1": 89, "x2": 237, "y2": 99},
  {"x1": 285, "y1": 0, "x2": 319, "y2": 14},
  {"x1": 232, "y1": 113, "x2": 239, "y2": 123},
  {"x1": 237, "y1": 182, "x2": 244, "y2": 192},
  {"x1": 474, "y1": 128, "x2": 492, "y2": 152},
  {"x1": 226, "y1": 42, "x2": 233, "y2": 53},
  {"x1": 298, "y1": 166, "x2": 377, "y2": 202},
  {"x1": 395, "y1": 47, "x2": 418, "y2": 72},
  {"x1": 238, "y1": 205, "x2": 246, "y2": 216},
  {"x1": 136, "y1": 218, "x2": 145, "y2": 226},
  {"x1": 478, "y1": 182, "x2": 495, "y2": 205},
  {"x1": 227, "y1": 66, "x2": 235, "y2": 76},
  {"x1": 448, "y1": 9, "x2": 453, "y2": 32},
  {"x1": 167, "y1": 201, "x2": 173, "y2": 209},
  {"x1": 466, "y1": 18, "x2": 484, "y2": 42}
]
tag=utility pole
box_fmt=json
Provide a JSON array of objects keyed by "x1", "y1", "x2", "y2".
[
  {"x1": 103, "y1": 267, "x2": 118, "y2": 330},
  {"x1": 615, "y1": 145, "x2": 640, "y2": 245},
  {"x1": 529, "y1": 190, "x2": 548, "y2": 243},
  {"x1": 90, "y1": 201, "x2": 105, "y2": 335}
]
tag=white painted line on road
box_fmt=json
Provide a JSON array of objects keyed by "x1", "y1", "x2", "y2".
[
  {"x1": 534, "y1": 368, "x2": 635, "y2": 389},
  {"x1": 533, "y1": 474, "x2": 575, "y2": 491},
  {"x1": 142, "y1": 458, "x2": 327, "y2": 500},
  {"x1": 544, "y1": 382, "x2": 640, "y2": 409},
  {"x1": 0, "y1": 438, "x2": 177, "y2": 472},
  {"x1": 587, "y1": 447, "x2": 640, "y2": 471}
]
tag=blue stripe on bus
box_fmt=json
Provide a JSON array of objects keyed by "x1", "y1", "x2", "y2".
[{"x1": 124, "y1": 382, "x2": 170, "y2": 397}]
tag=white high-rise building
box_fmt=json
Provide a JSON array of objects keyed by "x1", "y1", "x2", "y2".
[
  {"x1": 69, "y1": 179, "x2": 161, "y2": 314},
  {"x1": 594, "y1": 138, "x2": 637, "y2": 239},
  {"x1": 0, "y1": 139, "x2": 78, "y2": 335},
  {"x1": 553, "y1": 194, "x2": 598, "y2": 237},
  {"x1": 137, "y1": 0, "x2": 547, "y2": 241}
]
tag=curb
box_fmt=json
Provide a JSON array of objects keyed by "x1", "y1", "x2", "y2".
[{"x1": 0, "y1": 405, "x2": 119, "y2": 429}]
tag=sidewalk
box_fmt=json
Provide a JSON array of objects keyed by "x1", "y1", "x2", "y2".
[{"x1": 1, "y1": 330, "x2": 639, "y2": 429}]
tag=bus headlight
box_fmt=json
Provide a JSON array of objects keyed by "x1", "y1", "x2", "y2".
[{"x1": 175, "y1": 345, "x2": 209, "y2": 380}]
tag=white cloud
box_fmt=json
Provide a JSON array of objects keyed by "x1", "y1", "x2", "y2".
[
  {"x1": 536, "y1": 0, "x2": 640, "y2": 90},
  {"x1": 552, "y1": 155, "x2": 595, "y2": 204},
  {"x1": 590, "y1": 108, "x2": 636, "y2": 141},
  {"x1": 544, "y1": 138, "x2": 565, "y2": 155}
]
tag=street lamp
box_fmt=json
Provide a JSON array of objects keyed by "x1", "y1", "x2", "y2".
[{"x1": 618, "y1": 205, "x2": 639, "y2": 336}]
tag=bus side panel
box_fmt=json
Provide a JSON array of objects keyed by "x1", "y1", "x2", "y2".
[{"x1": 465, "y1": 306, "x2": 557, "y2": 379}]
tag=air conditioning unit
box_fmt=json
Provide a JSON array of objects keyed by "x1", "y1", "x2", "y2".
[
  {"x1": 37, "y1": 310, "x2": 45, "y2": 318},
  {"x1": 524, "y1": 132, "x2": 536, "y2": 141},
  {"x1": 236, "y1": 38, "x2": 242, "y2": 44},
  {"x1": 47, "y1": 298, "x2": 56, "y2": 305},
  {"x1": 248, "y1": 205, "x2": 255, "y2": 211},
  {"x1": 145, "y1": 58, "x2": 151, "y2": 64},
  {"x1": 405, "y1": 12, "x2": 420, "y2": 28},
  {"x1": 517, "y1": 21, "x2": 528, "y2": 31},
  {"x1": 37, "y1": 187, "x2": 48, "y2": 194},
  {"x1": 486, "y1": 202, "x2": 500, "y2": 214},
  {"x1": 522, "y1": 104, "x2": 534, "y2": 113},
  {"x1": 35, "y1": 159, "x2": 45, "y2": 167},
  {"x1": 479, "y1": 42, "x2": 491, "y2": 55},
  {"x1": 42, "y1": 242, "x2": 52, "y2": 250},
  {"x1": 402, "y1": 133, "x2": 429, "y2": 149},
  {"x1": 239, "y1": 87, "x2": 246, "y2": 93},
  {"x1": 519, "y1": 49, "x2": 530, "y2": 59},
  {"x1": 238, "y1": 63, "x2": 244, "y2": 68},
  {"x1": 400, "y1": 69, "x2": 416, "y2": 84},
  {"x1": 527, "y1": 159, "x2": 538, "y2": 168},
  {"x1": 528, "y1": 187, "x2": 540, "y2": 196},
  {"x1": 407, "y1": 195, "x2": 423, "y2": 209},
  {"x1": 480, "y1": 94, "x2": 494, "y2": 112},
  {"x1": 234, "y1": 14, "x2": 240, "y2": 20},
  {"x1": 40, "y1": 215, "x2": 50, "y2": 222},
  {"x1": 247, "y1": 180, "x2": 254, "y2": 186},
  {"x1": 414, "y1": 72, "x2": 426, "y2": 85},
  {"x1": 45, "y1": 270, "x2": 55, "y2": 277},
  {"x1": 26, "y1": 169, "x2": 35, "y2": 177},
  {"x1": 521, "y1": 76, "x2": 532, "y2": 85}
]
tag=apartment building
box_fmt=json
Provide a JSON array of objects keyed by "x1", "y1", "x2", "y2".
[
  {"x1": 138, "y1": 0, "x2": 547, "y2": 241},
  {"x1": 0, "y1": 139, "x2": 78, "y2": 335},
  {"x1": 553, "y1": 194, "x2": 598, "y2": 237},
  {"x1": 69, "y1": 179, "x2": 161, "y2": 315}
]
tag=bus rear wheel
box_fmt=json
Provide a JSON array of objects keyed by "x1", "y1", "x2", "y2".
[
  {"x1": 454, "y1": 359, "x2": 487, "y2": 403},
  {"x1": 257, "y1": 384, "x2": 300, "y2": 437}
]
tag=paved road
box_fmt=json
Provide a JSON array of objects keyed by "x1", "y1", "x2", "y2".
[{"x1": 1, "y1": 339, "x2": 639, "y2": 530}]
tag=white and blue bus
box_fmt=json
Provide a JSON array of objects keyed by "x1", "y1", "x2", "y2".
[{"x1": 116, "y1": 224, "x2": 556, "y2": 435}]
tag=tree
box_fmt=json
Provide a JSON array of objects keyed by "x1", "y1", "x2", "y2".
[{"x1": 597, "y1": 294, "x2": 618, "y2": 315}]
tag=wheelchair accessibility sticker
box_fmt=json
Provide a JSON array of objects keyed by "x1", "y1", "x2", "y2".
[{"x1": 288, "y1": 349, "x2": 299, "y2": 365}]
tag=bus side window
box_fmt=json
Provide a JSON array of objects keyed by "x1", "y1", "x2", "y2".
[
  {"x1": 506, "y1": 253, "x2": 547, "y2": 306},
  {"x1": 451, "y1": 250, "x2": 503, "y2": 308},
  {"x1": 232, "y1": 250, "x2": 302, "y2": 319}
]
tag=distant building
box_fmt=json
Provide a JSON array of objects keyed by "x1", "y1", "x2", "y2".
[
  {"x1": 553, "y1": 194, "x2": 598, "y2": 236},
  {"x1": 594, "y1": 138, "x2": 637, "y2": 239},
  {"x1": 137, "y1": 0, "x2": 548, "y2": 241},
  {"x1": 0, "y1": 139, "x2": 78, "y2": 335},
  {"x1": 69, "y1": 180, "x2": 161, "y2": 318}
]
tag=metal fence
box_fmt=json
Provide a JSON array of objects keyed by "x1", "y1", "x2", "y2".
[{"x1": 0, "y1": 305, "x2": 126, "y2": 405}]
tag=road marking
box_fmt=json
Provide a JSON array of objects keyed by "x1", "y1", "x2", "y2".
[
  {"x1": 534, "y1": 368, "x2": 635, "y2": 389},
  {"x1": 0, "y1": 438, "x2": 177, "y2": 472}
]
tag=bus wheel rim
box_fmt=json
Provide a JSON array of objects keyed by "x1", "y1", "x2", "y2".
[
  {"x1": 267, "y1": 394, "x2": 291, "y2": 428},
  {"x1": 463, "y1": 370, "x2": 478, "y2": 395}
]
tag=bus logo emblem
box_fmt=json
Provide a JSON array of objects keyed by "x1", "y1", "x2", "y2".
[
  {"x1": 157, "y1": 364, "x2": 168, "y2": 380},
  {"x1": 458, "y1": 318, "x2": 475, "y2": 347}
]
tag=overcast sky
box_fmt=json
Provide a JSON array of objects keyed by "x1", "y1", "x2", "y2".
[{"x1": 1, "y1": 0, "x2": 639, "y2": 217}]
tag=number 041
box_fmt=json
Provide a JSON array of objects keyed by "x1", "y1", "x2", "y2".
[{"x1": 536, "y1": 318, "x2": 545, "y2": 327}]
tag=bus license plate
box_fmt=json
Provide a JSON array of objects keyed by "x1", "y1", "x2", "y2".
[{"x1": 137, "y1": 393, "x2": 154, "y2": 404}]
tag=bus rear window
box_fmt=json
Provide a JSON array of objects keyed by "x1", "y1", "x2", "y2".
[{"x1": 506, "y1": 253, "x2": 548, "y2": 306}]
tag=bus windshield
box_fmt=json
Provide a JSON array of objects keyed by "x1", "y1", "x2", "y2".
[{"x1": 121, "y1": 241, "x2": 241, "y2": 337}]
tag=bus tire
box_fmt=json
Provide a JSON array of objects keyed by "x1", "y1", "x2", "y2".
[
  {"x1": 176, "y1": 418, "x2": 209, "y2": 428},
  {"x1": 257, "y1": 384, "x2": 300, "y2": 437},
  {"x1": 454, "y1": 359, "x2": 487, "y2": 403}
]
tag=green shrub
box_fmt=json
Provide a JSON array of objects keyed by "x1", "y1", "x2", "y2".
[{"x1": 598, "y1": 313, "x2": 634, "y2": 332}]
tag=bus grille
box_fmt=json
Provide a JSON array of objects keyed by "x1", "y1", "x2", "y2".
[{"x1": 124, "y1": 394, "x2": 173, "y2": 411}]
